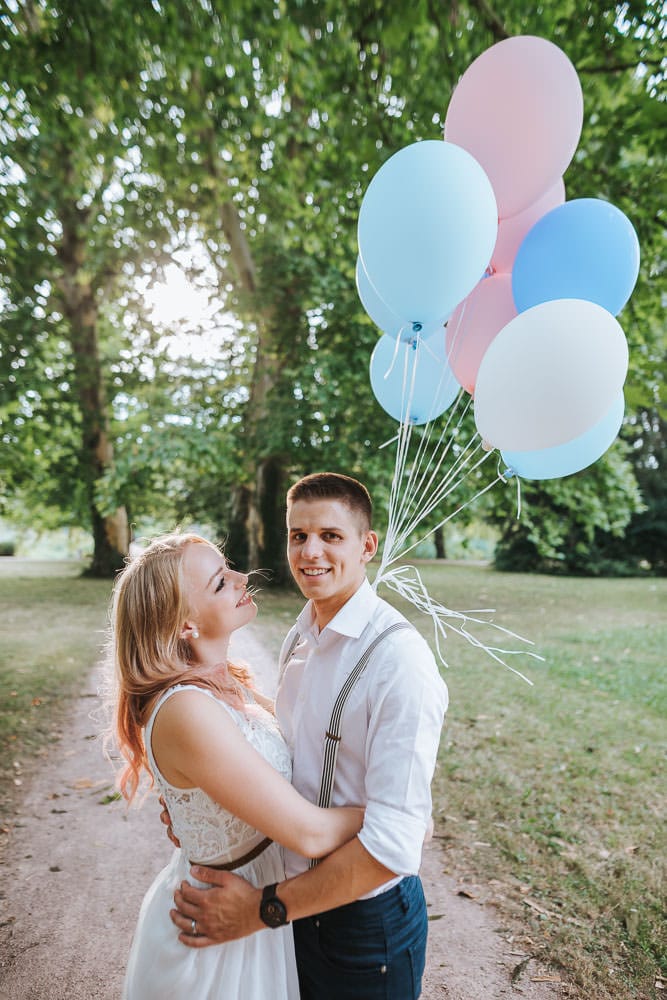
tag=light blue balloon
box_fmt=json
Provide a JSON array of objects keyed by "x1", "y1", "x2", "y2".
[
  {"x1": 501, "y1": 392, "x2": 624, "y2": 480},
  {"x1": 512, "y1": 199, "x2": 640, "y2": 316},
  {"x1": 358, "y1": 139, "x2": 497, "y2": 325},
  {"x1": 370, "y1": 331, "x2": 460, "y2": 425},
  {"x1": 356, "y1": 256, "x2": 448, "y2": 342}
]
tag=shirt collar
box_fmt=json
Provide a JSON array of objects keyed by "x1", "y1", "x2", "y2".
[{"x1": 296, "y1": 577, "x2": 379, "y2": 641}]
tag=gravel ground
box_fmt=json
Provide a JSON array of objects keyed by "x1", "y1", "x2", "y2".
[{"x1": 0, "y1": 621, "x2": 564, "y2": 999}]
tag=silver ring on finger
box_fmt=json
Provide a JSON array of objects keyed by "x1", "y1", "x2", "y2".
[{"x1": 191, "y1": 918, "x2": 197, "y2": 936}]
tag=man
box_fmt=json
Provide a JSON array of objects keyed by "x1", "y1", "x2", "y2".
[{"x1": 170, "y1": 472, "x2": 448, "y2": 999}]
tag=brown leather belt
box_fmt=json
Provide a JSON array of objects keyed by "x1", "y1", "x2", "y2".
[{"x1": 194, "y1": 836, "x2": 273, "y2": 871}]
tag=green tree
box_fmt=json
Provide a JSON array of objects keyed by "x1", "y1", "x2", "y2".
[
  {"x1": 0, "y1": 2, "x2": 181, "y2": 572},
  {"x1": 1, "y1": 1, "x2": 663, "y2": 576}
]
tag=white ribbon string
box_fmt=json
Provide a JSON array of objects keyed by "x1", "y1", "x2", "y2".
[{"x1": 372, "y1": 327, "x2": 542, "y2": 681}]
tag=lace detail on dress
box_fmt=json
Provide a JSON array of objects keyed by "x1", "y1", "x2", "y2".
[{"x1": 145, "y1": 684, "x2": 292, "y2": 865}]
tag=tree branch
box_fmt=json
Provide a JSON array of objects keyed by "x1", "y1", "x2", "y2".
[
  {"x1": 578, "y1": 58, "x2": 663, "y2": 74},
  {"x1": 467, "y1": 0, "x2": 510, "y2": 42}
]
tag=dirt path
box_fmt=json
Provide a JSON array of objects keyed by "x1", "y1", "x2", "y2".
[{"x1": 0, "y1": 623, "x2": 565, "y2": 999}]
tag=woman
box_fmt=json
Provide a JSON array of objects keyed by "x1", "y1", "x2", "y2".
[{"x1": 110, "y1": 532, "x2": 363, "y2": 1000}]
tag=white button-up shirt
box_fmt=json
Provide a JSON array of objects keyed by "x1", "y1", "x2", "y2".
[{"x1": 275, "y1": 578, "x2": 448, "y2": 897}]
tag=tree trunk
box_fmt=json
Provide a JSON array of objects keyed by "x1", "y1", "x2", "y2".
[
  {"x1": 434, "y1": 525, "x2": 446, "y2": 560},
  {"x1": 218, "y1": 200, "x2": 291, "y2": 580},
  {"x1": 226, "y1": 483, "x2": 251, "y2": 572},
  {"x1": 250, "y1": 455, "x2": 290, "y2": 585},
  {"x1": 58, "y1": 203, "x2": 129, "y2": 576}
]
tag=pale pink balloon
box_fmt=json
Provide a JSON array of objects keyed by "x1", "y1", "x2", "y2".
[
  {"x1": 491, "y1": 179, "x2": 565, "y2": 273},
  {"x1": 446, "y1": 274, "x2": 517, "y2": 393},
  {"x1": 444, "y1": 36, "x2": 583, "y2": 218}
]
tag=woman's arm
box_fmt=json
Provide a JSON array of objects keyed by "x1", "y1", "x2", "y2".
[{"x1": 151, "y1": 689, "x2": 363, "y2": 859}]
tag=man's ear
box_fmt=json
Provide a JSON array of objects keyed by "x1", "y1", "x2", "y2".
[{"x1": 362, "y1": 530, "x2": 379, "y2": 563}]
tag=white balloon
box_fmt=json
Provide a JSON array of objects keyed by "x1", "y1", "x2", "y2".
[{"x1": 474, "y1": 299, "x2": 628, "y2": 450}]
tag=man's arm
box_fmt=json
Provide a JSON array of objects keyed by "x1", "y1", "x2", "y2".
[{"x1": 171, "y1": 835, "x2": 394, "y2": 948}]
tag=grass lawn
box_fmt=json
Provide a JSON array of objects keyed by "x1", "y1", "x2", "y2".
[
  {"x1": 0, "y1": 558, "x2": 664, "y2": 998},
  {"x1": 0, "y1": 559, "x2": 112, "y2": 812},
  {"x1": 258, "y1": 564, "x2": 666, "y2": 1000}
]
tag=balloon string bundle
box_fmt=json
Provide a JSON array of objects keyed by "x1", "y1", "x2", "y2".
[{"x1": 372, "y1": 338, "x2": 542, "y2": 679}]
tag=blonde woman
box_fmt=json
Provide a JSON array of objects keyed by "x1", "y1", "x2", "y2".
[{"x1": 110, "y1": 532, "x2": 363, "y2": 1000}]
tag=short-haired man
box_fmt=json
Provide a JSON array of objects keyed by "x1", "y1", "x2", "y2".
[{"x1": 171, "y1": 472, "x2": 448, "y2": 999}]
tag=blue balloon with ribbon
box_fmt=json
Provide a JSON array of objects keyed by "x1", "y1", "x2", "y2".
[
  {"x1": 501, "y1": 391, "x2": 625, "y2": 480},
  {"x1": 356, "y1": 256, "x2": 449, "y2": 342},
  {"x1": 358, "y1": 139, "x2": 498, "y2": 325},
  {"x1": 512, "y1": 198, "x2": 640, "y2": 316},
  {"x1": 356, "y1": 256, "x2": 412, "y2": 340},
  {"x1": 370, "y1": 331, "x2": 460, "y2": 425}
]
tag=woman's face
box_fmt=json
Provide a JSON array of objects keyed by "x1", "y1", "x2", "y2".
[{"x1": 181, "y1": 543, "x2": 257, "y2": 644}]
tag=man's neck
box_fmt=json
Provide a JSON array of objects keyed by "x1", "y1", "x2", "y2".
[{"x1": 311, "y1": 578, "x2": 366, "y2": 632}]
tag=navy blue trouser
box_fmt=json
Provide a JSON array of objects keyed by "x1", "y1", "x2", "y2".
[{"x1": 293, "y1": 876, "x2": 428, "y2": 999}]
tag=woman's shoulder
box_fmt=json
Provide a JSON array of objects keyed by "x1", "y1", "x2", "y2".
[{"x1": 147, "y1": 683, "x2": 231, "y2": 731}]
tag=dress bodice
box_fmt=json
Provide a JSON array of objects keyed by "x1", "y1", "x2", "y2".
[{"x1": 144, "y1": 683, "x2": 292, "y2": 865}]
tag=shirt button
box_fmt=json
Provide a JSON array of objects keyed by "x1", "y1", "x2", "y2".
[
  {"x1": 380, "y1": 965, "x2": 387, "y2": 974},
  {"x1": 315, "y1": 919, "x2": 320, "y2": 927}
]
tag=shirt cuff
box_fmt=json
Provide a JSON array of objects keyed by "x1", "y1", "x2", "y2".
[{"x1": 358, "y1": 800, "x2": 427, "y2": 876}]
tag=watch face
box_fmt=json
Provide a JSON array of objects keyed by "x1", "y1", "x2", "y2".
[
  {"x1": 260, "y1": 885, "x2": 288, "y2": 928},
  {"x1": 262, "y1": 897, "x2": 288, "y2": 928}
]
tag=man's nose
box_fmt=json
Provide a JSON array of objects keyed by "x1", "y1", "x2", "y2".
[{"x1": 301, "y1": 535, "x2": 323, "y2": 559}]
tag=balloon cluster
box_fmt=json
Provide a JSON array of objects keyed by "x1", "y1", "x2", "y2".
[{"x1": 357, "y1": 35, "x2": 640, "y2": 480}]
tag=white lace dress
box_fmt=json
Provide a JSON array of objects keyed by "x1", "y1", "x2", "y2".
[{"x1": 123, "y1": 684, "x2": 299, "y2": 1000}]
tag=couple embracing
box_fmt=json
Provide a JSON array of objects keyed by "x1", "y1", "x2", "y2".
[{"x1": 110, "y1": 472, "x2": 448, "y2": 999}]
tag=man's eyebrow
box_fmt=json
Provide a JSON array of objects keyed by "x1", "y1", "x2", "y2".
[{"x1": 289, "y1": 526, "x2": 344, "y2": 533}]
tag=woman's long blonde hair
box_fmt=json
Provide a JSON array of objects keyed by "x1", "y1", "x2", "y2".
[{"x1": 111, "y1": 532, "x2": 254, "y2": 803}]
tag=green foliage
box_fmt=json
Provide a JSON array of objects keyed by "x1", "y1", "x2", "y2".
[
  {"x1": 0, "y1": 1, "x2": 664, "y2": 572},
  {"x1": 492, "y1": 444, "x2": 644, "y2": 573}
]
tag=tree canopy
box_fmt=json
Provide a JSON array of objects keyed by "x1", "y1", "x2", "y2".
[{"x1": 1, "y1": 0, "x2": 664, "y2": 575}]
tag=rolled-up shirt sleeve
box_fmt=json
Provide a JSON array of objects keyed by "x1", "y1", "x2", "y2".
[{"x1": 357, "y1": 632, "x2": 448, "y2": 875}]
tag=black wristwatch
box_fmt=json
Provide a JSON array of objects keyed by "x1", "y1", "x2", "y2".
[{"x1": 259, "y1": 882, "x2": 290, "y2": 928}]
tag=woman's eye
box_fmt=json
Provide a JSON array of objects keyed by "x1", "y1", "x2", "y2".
[{"x1": 215, "y1": 576, "x2": 225, "y2": 592}]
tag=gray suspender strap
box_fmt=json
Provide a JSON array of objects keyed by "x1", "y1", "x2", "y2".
[
  {"x1": 309, "y1": 620, "x2": 412, "y2": 867},
  {"x1": 279, "y1": 630, "x2": 302, "y2": 682}
]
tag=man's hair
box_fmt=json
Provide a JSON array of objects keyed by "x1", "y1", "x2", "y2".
[{"x1": 286, "y1": 472, "x2": 373, "y2": 530}]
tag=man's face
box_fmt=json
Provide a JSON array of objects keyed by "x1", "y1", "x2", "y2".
[{"x1": 286, "y1": 498, "x2": 378, "y2": 626}]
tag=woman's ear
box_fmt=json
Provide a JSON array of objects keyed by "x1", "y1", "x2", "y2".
[{"x1": 181, "y1": 623, "x2": 200, "y2": 641}]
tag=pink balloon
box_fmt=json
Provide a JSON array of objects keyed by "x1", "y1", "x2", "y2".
[
  {"x1": 444, "y1": 36, "x2": 583, "y2": 218},
  {"x1": 446, "y1": 274, "x2": 517, "y2": 393},
  {"x1": 491, "y1": 179, "x2": 565, "y2": 273}
]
